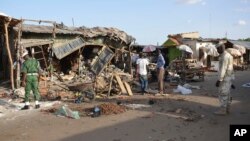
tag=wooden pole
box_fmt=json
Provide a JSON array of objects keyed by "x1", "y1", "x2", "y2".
[
  {"x1": 3, "y1": 19, "x2": 14, "y2": 90},
  {"x1": 16, "y1": 21, "x2": 22, "y2": 88},
  {"x1": 128, "y1": 45, "x2": 133, "y2": 76},
  {"x1": 52, "y1": 22, "x2": 56, "y2": 38},
  {"x1": 22, "y1": 19, "x2": 56, "y2": 24},
  {"x1": 107, "y1": 74, "x2": 114, "y2": 98}
]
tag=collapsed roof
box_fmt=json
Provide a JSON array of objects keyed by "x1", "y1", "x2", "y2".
[
  {"x1": 20, "y1": 24, "x2": 82, "y2": 35},
  {"x1": 77, "y1": 26, "x2": 135, "y2": 45},
  {"x1": 0, "y1": 12, "x2": 21, "y2": 27},
  {"x1": 18, "y1": 24, "x2": 135, "y2": 45}
]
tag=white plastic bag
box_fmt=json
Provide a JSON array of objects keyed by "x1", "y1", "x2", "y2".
[{"x1": 174, "y1": 85, "x2": 192, "y2": 95}]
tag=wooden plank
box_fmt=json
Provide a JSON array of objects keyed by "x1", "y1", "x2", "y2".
[
  {"x1": 123, "y1": 82, "x2": 133, "y2": 96},
  {"x1": 115, "y1": 75, "x2": 127, "y2": 94},
  {"x1": 107, "y1": 74, "x2": 114, "y2": 98}
]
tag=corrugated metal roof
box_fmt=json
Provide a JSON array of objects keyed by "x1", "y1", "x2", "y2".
[
  {"x1": 21, "y1": 39, "x2": 53, "y2": 48},
  {"x1": 229, "y1": 40, "x2": 250, "y2": 49},
  {"x1": 19, "y1": 25, "x2": 135, "y2": 45},
  {"x1": 77, "y1": 26, "x2": 135, "y2": 45},
  {"x1": 0, "y1": 13, "x2": 21, "y2": 27},
  {"x1": 52, "y1": 37, "x2": 85, "y2": 60},
  {"x1": 20, "y1": 24, "x2": 82, "y2": 35}
]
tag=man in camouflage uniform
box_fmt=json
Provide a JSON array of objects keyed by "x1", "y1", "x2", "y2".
[
  {"x1": 215, "y1": 43, "x2": 235, "y2": 115},
  {"x1": 21, "y1": 49, "x2": 41, "y2": 110}
]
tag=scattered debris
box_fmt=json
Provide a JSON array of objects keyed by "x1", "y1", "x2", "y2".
[
  {"x1": 91, "y1": 106, "x2": 101, "y2": 118},
  {"x1": 242, "y1": 82, "x2": 250, "y2": 88},
  {"x1": 183, "y1": 83, "x2": 200, "y2": 89},
  {"x1": 173, "y1": 85, "x2": 192, "y2": 95},
  {"x1": 55, "y1": 105, "x2": 80, "y2": 119},
  {"x1": 99, "y1": 103, "x2": 127, "y2": 115},
  {"x1": 0, "y1": 112, "x2": 4, "y2": 118},
  {"x1": 148, "y1": 99, "x2": 156, "y2": 105},
  {"x1": 41, "y1": 107, "x2": 57, "y2": 113},
  {"x1": 124, "y1": 104, "x2": 151, "y2": 109},
  {"x1": 13, "y1": 87, "x2": 25, "y2": 98},
  {"x1": 164, "y1": 108, "x2": 204, "y2": 122}
]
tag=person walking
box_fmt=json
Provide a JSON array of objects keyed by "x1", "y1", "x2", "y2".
[
  {"x1": 21, "y1": 49, "x2": 42, "y2": 110},
  {"x1": 214, "y1": 43, "x2": 235, "y2": 115},
  {"x1": 156, "y1": 49, "x2": 165, "y2": 94},
  {"x1": 136, "y1": 53, "x2": 149, "y2": 95}
]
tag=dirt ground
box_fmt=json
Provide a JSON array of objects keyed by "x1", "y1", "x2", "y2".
[{"x1": 0, "y1": 70, "x2": 250, "y2": 141}]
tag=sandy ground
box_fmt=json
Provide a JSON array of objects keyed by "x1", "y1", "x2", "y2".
[{"x1": 0, "y1": 70, "x2": 250, "y2": 141}]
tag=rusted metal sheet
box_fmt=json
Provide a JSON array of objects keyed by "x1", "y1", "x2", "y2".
[
  {"x1": 20, "y1": 24, "x2": 82, "y2": 35},
  {"x1": 52, "y1": 37, "x2": 85, "y2": 59},
  {"x1": 91, "y1": 46, "x2": 114, "y2": 75},
  {"x1": 21, "y1": 39, "x2": 53, "y2": 48},
  {"x1": 78, "y1": 27, "x2": 135, "y2": 45}
]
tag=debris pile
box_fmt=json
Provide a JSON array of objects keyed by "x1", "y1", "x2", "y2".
[
  {"x1": 99, "y1": 103, "x2": 127, "y2": 115},
  {"x1": 166, "y1": 108, "x2": 204, "y2": 122}
]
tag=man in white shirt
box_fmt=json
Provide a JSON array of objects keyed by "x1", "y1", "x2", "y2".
[
  {"x1": 215, "y1": 43, "x2": 235, "y2": 115},
  {"x1": 136, "y1": 53, "x2": 149, "y2": 95}
]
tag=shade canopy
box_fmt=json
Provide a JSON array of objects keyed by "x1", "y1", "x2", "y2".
[
  {"x1": 226, "y1": 48, "x2": 242, "y2": 57},
  {"x1": 142, "y1": 45, "x2": 156, "y2": 52},
  {"x1": 200, "y1": 45, "x2": 219, "y2": 57},
  {"x1": 177, "y1": 45, "x2": 193, "y2": 54},
  {"x1": 233, "y1": 44, "x2": 246, "y2": 54}
]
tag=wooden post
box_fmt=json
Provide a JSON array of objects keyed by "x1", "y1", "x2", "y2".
[
  {"x1": 107, "y1": 74, "x2": 114, "y2": 98},
  {"x1": 16, "y1": 21, "x2": 22, "y2": 88},
  {"x1": 52, "y1": 22, "x2": 56, "y2": 38},
  {"x1": 128, "y1": 45, "x2": 133, "y2": 76},
  {"x1": 3, "y1": 19, "x2": 14, "y2": 90}
]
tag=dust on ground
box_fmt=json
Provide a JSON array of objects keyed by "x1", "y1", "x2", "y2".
[{"x1": 0, "y1": 71, "x2": 250, "y2": 141}]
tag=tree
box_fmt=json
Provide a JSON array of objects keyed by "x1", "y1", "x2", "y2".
[{"x1": 238, "y1": 38, "x2": 250, "y2": 41}]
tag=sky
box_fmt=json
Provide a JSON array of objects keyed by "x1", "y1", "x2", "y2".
[{"x1": 0, "y1": 0, "x2": 250, "y2": 45}]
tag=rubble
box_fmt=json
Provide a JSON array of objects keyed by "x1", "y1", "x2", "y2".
[
  {"x1": 124, "y1": 104, "x2": 151, "y2": 109},
  {"x1": 165, "y1": 108, "x2": 203, "y2": 122},
  {"x1": 99, "y1": 103, "x2": 127, "y2": 115},
  {"x1": 55, "y1": 105, "x2": 80, "y2": 119},
  {"x1": 173, "y1": 85, "x2": 192, "y2": 95}
]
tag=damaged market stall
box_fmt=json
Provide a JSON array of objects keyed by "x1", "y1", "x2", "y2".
[
  {"x1": 225, "y1": 40, "x2": 250, "y2": 70},
  {"x1": 45, "y1": 27, "x2": 134, "y2": 99},
  {"x1": 7, "y1": 16, "x2": 136, "y2": 100},
  {"x1": 19, "y1": 21, "x2": 84, "y2": 72},
  {"x1": 0, "y1": 13, "x2": 21, "y2": 90},
  {"x1": 77, "y1": 26, "x2": 135, "y2": 74},
  {"x1": 167, "y1": 45, "x2": 205, "y2": 83}
]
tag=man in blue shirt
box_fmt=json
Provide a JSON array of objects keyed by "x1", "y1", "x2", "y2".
[{"x1": 156, "y1": 49, "x2": 165, "y2": 94}]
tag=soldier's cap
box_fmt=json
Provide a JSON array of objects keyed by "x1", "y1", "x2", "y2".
[{"x1": 22, "y1": 49, "x2": 29, "y2": 57}]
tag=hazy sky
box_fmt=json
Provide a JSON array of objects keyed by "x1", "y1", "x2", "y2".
[{"x1": 1, "y1": 0, "x2": 250, "y2": 45}]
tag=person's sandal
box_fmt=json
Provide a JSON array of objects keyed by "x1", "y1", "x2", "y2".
[
  {"x1": 35, "y1": 105, "x2": 40, "y2": 109},
  {"x1": 21, "y1": 105, "x2": 29, "y2": 110}
]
